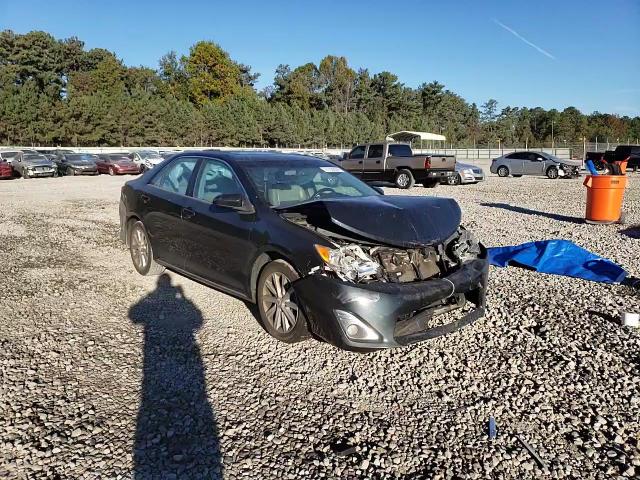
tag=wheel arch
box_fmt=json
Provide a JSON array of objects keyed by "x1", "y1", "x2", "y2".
[{"x1": 249, "y1": 250, "x2": 302, "y2": 303}]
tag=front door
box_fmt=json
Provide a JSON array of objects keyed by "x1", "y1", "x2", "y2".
[
  {"x1": 181, "y1": 158, "x2": 257, "y2": 293},
  {"x1": 523, "y1": 152, "x2": 546, "y2": 175},
  {"x1": 362, "y1": 144, "x2": 384, "y2": 182}
]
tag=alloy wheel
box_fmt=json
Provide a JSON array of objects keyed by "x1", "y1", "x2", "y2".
[
  {"x1": 396, "y1": 173, "x2": 410, "y2": 187},
  {"x1": 261, "y1": 272, "x2": 299, "y2": 334},
  {"x1": 130, "y1": 226, "x2": 149, "y2": 271}
]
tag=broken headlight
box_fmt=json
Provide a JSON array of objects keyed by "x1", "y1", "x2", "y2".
[
  {"x1": 314, "y1": 244, "x2": 381, "y2": 282},
  {"x1": 448, "y1": 228, "x2": 481, "y2": 264}
]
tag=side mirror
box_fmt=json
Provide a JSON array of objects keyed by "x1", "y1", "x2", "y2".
[
  {"x1": 373, "y1": 186, "x2": 384, "y2": 195},
  {"x1": 214, "y1": 193, "x2": 255, "y2": 213},
  {"x1": 342, "y1": 152, "x2": 348, "y2": 160}
]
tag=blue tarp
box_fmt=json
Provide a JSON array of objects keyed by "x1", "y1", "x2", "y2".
[{"x1": 487, "y1": 239, "x2": 627, "y2": 284}]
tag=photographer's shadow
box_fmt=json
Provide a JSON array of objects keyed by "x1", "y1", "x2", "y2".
[{"x1": 129, "y1": 274, "x2": 222, "y2": 479}]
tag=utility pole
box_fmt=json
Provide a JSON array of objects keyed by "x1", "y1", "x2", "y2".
[{"x1": 551, "y1": 120, "x2": 555, "y2": 148}]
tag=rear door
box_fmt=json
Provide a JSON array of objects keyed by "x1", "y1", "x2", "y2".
[
  {"x1": 138, "y1": 156, "x2": 199, "y2": 269},
  {"x1": 362, "y1": 144, "x2": 384, "y2": 181},
  {"x1": 340, "y1": 145, "x2": 365, "y2": 176},
  {"x1": 504, "y1": 152, "x2": 525, "y2": 174},
  {"x1": 181, "y1": 158, "x2": 257, "y2": 294}
]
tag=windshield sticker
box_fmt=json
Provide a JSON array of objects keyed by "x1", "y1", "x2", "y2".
[
  {"x1": 285, "y1": 170, "x2": 296, "y2": 175},
  {"x1": 320, "y1": 167, "x2": 342, "y2": 173}
]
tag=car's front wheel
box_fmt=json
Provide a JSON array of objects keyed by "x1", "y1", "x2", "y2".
[
  {"x1": 257, "y1": 260, "x2": 309, "y2": 343},
  {"x1": 109, "y1": 166, "x2": 115, "y2": 176},
  {"x1": 447, "y1": 173, "x2": 461, "y2": 186},
  {"x1": 128, "y1": 221, "x2": 165, "y2": 276},
  {"x1": 546, "y1": 166, "x2": 559, "y2": 179}
]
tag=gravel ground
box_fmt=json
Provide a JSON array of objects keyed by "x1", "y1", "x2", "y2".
[{"x1": 0, "y1": 173, "x2": 639, "y2": 480}]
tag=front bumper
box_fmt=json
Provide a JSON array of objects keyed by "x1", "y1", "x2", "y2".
[
  {"x1": 72, "y1": 167, "x2": 99, "y2": 175},
  {"x1": 293, "y1": 256, "x2": 488, "y2": 351},
  {"x1": 27, "y1": 168, "x2": 56, "y2": 177}
]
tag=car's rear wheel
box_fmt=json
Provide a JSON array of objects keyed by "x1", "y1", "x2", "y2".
[
  {"x1": 447, "y1": 173, "x2": 461, "y2": 186},
  {"x1": 497, "y1": 166, "x2": 509, "y2": 177},
  {"x1": 546, "y1": 166, "x2": 559, "y2": 179},
  {"x1": 129, "y1": 221, "x2": 165, "y2": 276},
  {"x1": 394, "y1": 169, "x2": 415, "y2": 189},
  {"x1": 257, "y1": 260, "x2": 309, "y2": 343}
]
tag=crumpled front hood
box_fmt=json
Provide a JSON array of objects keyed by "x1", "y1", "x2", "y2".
[
  {"x1": 554, "y1": 159, "x2": 581, "y2": 167},
  {"x1": 23, "y1": 159, "x2": 53, "y2": 167},
  {"x1": 278, "y1": 195, "x2": 462, "y2": 247}
]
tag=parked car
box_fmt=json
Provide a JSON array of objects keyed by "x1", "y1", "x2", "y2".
[
  {"x1": 96, "y1": 154, "x2": 140, "y2": 175},
  {"x1": 444, "y1": 162, "x2": 485, "y2": 185},
  {"x1": 54, "y1": 153, "x2": 99, "y2": 176},
  {"x1": 128, "y1": 150, "x2": 165, "y2": 172},
  {"x1": 0, "y1": 150, "x2": 23, "y2": 165},
  {"x1": 490, "y1": 151, "x2": 581, "y2": 179},
  {"x1": 335, "y1": 142, "x2": 456, "y2": 188},
  {"x1": 0, "y1": 158, "x2": 13, "y2": 179},
  {"x1": 119, "y1": 152, "x2": 488, "y2": 351},
  {"x1": 13, "y1": 153, "x2": 58, "y2": 178},
  {"x1": 588, "y1": 146, "x2": 640, "y2": 173}
]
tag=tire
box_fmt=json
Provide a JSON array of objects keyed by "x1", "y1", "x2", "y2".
[
  {"x1": 394, "y1": 169, "x2": 415, "y2": 189},
  {"x1": 108, "y1": 166, "x2": 115, "y2": 176},
  {"x1": 422, "y1": 179, "x2": 439, "y2": 188},
  {"x1": 67, "y1": 166, "x2": 75, "y2": 176},
  {"x1": 497, "y1": 166, "x2": 509, "y2": 177},
  {"x1": 447, "y1": 174, "x2": 461, "y2": 186},
  {"x1": 22, "y1": 170, "x2": 30, "y2": 179},
  {"x1": 139, "y1": 164, "x2": 147, "y2": 173},
  {"x1": 128, "y1": 221, "x2": 165, "y2": 276},
  {"x1": 256, "y1": 260, "x2": 309, "y2": 343},
  {"x1": 546, "y1": 166, "x2": 559, "y2": 179}
]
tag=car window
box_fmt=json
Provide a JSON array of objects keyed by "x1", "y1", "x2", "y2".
[
  {"x1": 506, "y1": 152, "x2": 524, "y2": 159},
  {"x1": 150, "y1": 157, "x2": 197, "y2": 195},
  {"x1": 193, "y1": 159, "x2": 242, "y2": 203},
  {"x1": 349, "y1": 146, "x2": 365, "y2": 159},
  {"x1": 388, "y1": 144, "x2": 412, "y2": 157},
  {"x1": 527, "y1": 153, "x2": 542, "y2": 161},
  {"x1": 366, "y1": 144, "x2": 384, "y2": 158}
]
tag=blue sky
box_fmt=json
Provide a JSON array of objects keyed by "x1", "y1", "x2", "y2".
[{"x1": 2, "y1": 0, "x2": 639, "y2": 116}]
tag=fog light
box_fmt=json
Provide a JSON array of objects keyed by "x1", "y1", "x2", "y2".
[{"x1": 334, "y1": 310, "x2": 382, "y2": 342}]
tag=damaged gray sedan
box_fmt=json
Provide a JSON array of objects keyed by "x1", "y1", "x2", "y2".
[{"x1": 120, "y1": 152, "x2": 488, "y2": 351}]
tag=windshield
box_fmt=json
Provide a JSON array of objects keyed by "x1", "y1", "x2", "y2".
[
  {"x1": 1, "y1": 151, "x2": 22, "y2": 160},
  {"x1": 107, "y1": 155, "x2": 129, "y2": 161},
  {"x1": 23, "y1": 154, "x2": 49, "y2": 161},
  {"x1": 242, "y1": 162, "x2": 380, "y2": 208},
  {"x1": 139, "y1": 151, "x2": 162, "y2": 159},
  {"x1": 68, "y1": 154, "x2": 98, "y2": 162},
  {"x1": 544, "y1": 153, "x2": 563, "y2": 162}
]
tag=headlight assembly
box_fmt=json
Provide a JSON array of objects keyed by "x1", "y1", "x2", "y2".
[{"x1": 314, "y1": 244, "x2": 381, "y2": 282}]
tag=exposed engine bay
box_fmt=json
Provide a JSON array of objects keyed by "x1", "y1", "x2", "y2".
[{"x1": 283, "y1": 210, "x2": 481, "y2": 284}]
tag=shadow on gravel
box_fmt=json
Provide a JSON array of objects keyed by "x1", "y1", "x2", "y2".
[
  {"x1": 129, "y1": 274, "x2": 222, "y2": 479},
  {"x1": 619, "y1": 225, "x2": 640, "y2": 239},
  {"x1": 480, "y1": 202, "x2": 584, "y2": 224}
]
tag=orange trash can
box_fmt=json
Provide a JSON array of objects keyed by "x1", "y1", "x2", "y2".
[{"x1": 583, "y1": 175, "x2": 627, "y2": 224}]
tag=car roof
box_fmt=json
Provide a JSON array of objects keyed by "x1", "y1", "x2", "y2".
[{"x1": 173, "y1": 150, "x2": 332, "y2": 167}]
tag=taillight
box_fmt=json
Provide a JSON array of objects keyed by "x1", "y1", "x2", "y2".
[{"x1": 424, "y1": 157, "x2": 431, "y2": 169}]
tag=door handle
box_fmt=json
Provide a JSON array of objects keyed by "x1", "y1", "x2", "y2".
[
  {"x1": 181, "y1": 207, "x2": 195, "y2": 220},
  {"x1": 375, "y1": 160, "x2": 381, "y2": 164},
  {"x1": 141, "y1": 194, "x2": 150, "y2": 204},
  {"x1": 358, "y1": 161, "x2": 363, "y2": 164}
]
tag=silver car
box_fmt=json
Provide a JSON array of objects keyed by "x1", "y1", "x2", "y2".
[
  {"x1": 490, "y1": 151, "x2": 581, "y2": 179},
  {"x1": 14, "y1": 153, "x2": 58, "y2": 178},
  {"x1": 445, "y1": 162, "x2": 485, "y2": 185}
]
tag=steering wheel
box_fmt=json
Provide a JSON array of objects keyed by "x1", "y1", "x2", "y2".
[{"x1": 313, "y1": 187, "x2": 336, "y2": 199}]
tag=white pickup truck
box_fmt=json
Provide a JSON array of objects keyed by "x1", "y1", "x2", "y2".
[{"x1": 334, "y1": 142, "x2": 456, "y2": 188}]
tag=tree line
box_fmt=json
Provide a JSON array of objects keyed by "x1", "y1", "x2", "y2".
[{"x1": 1, "y1": 30, "x2": 638, "y2": 148}]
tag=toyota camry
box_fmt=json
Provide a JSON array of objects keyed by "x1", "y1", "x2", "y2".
[{"x1": 119, "y1": 151, "x2": 488, "y2": 351}]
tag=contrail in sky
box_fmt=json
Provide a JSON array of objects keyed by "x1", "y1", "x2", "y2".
[{"x1": 493, "y1": 18, "x2": 556, "y2": 60}]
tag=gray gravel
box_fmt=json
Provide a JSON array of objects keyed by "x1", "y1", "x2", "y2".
[{"x1": 0, "y1": 173, "x2": 639, "y2": 479}]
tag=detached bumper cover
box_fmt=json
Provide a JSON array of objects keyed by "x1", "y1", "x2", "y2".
[{"x1": 293, "y1": 257, "x2": 488, "y2": 350}]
